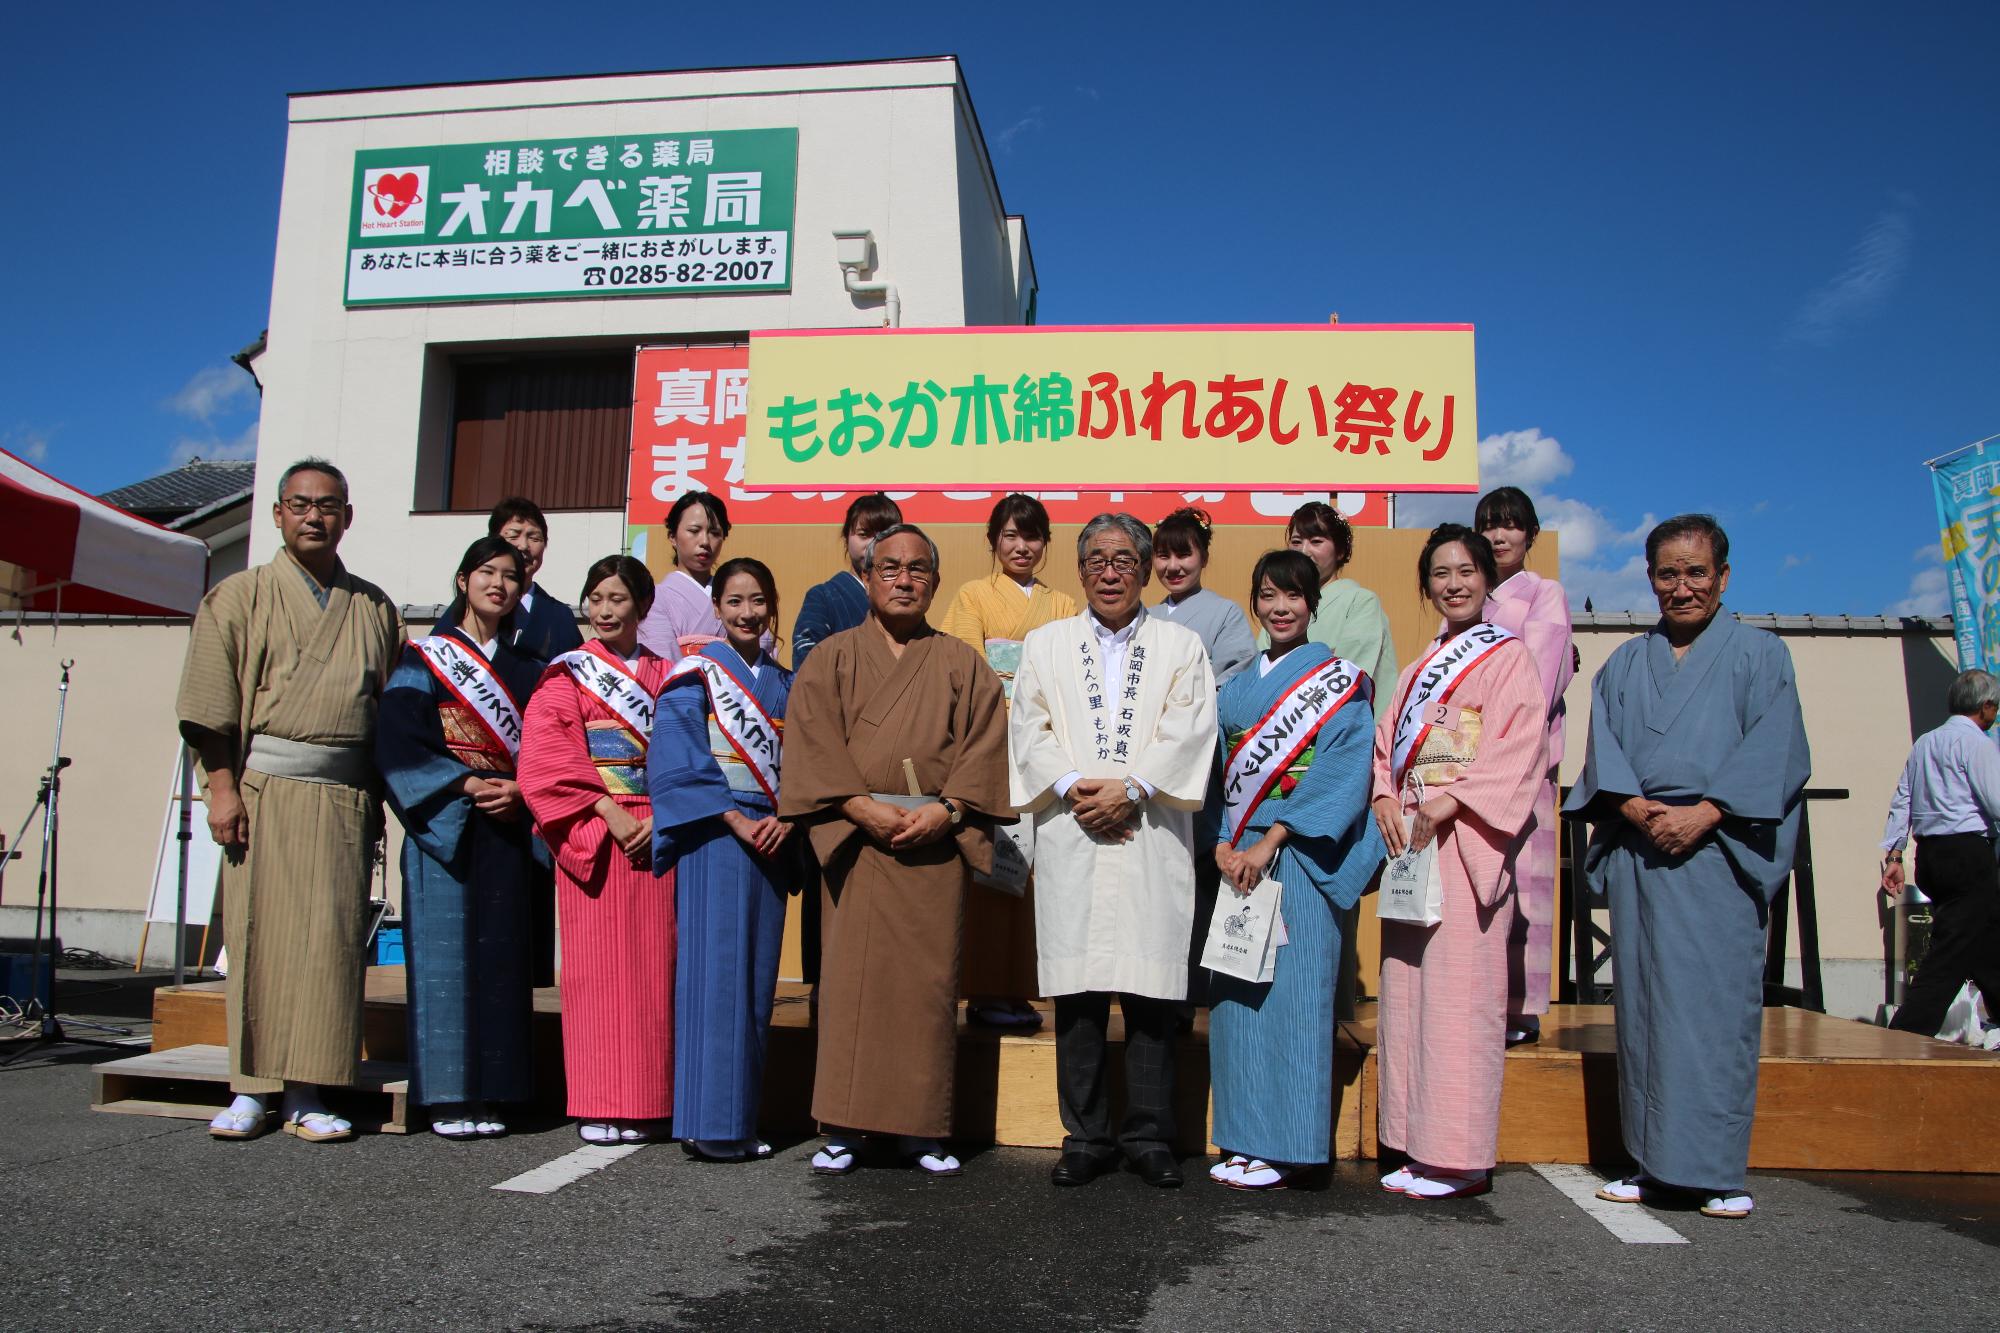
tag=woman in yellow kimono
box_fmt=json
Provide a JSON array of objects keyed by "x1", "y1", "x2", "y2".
[{"x1": 936, "y1": 494, "x2": 1077, "y2": 1027}]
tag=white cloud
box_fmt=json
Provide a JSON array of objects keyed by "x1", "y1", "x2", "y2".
[
  {"x1": 1564, "y1": 554, "x2": 1656, "y2": 615},
  {"x1": 3, "y1": 425, "x2": 52, "y2": 463},
  {"x1": 1887, "y1": 546, "x2": 1950, "y2": 617},
  {"x1": 993, "y1": 109, "x2": 1046, "y2": 152},
  {"x1": 1396, "y1": 427, "x2": 1658, "y2": 610},
  {"x1": 1782, "y1": 553, "x2": 1810, "y2": 571},
  {"x1": 164, "y1": 363, "x2": 255, "y2": 423},
  {"x1": 1783, "y1": 195, "x2": 1915, "y2": 348},
  {"x1": 169, "y1": 419, "x2": 258, "y2": 466}
]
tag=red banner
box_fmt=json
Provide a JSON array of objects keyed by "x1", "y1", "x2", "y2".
[{"x1": 626, "y1": 345, "x2": 1388, "y2": 530}]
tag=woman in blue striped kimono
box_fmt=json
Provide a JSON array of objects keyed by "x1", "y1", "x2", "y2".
[
  {"x1": 648, "y1": 556, "x2": 798, "y2": 1162},
  {"x1": 1206, "y1": 549, "x2": 1386, "y2": 1190}
]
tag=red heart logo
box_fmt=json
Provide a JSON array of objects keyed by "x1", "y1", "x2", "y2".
[{"x1": 369, "y1": 172, "x2": 422, "y2": 218}]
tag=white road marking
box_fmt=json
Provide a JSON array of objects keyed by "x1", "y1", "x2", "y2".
[
  {"x1": 1532, "y1": 1163, "x2": 1690, "y2": 1244},
  {"x1": 493, "y1": 1144, "x2": 645, "y2": 1194}
]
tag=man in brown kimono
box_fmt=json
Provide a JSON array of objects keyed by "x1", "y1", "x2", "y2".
[
  {"x1": 780, "y1": 524, "x2": 1010, "y2": 1176},
  {"x1": 177, "y1": 458, "x2": 405, "y2": 1144}
]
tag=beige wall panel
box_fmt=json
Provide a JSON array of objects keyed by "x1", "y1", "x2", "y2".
[{"x1": 0, "y1": 623, "x2": 192, "y2": 918}]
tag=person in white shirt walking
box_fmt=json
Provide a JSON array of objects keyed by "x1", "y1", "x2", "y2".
[{"x1": 1880, "y1": 669, "x2": 2000, "y2": 1037}]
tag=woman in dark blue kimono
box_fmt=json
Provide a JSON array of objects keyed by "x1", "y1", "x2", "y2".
[
  {"x1": 378, "y1": 536, "x2": 548, "y2": 1139},
  {"x1": 1206, "y1": 550, "x2": 1385, "y2": 1190},
  {"x1": 790, "y1": 493, "x2": 901, "y2": 674},
  {"x1": 649, "y1": 556, "x2": 798, "y2": 1161}
]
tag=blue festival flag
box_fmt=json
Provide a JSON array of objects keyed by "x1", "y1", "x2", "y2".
[{"x1": 1928, "y1": 446, "x2": 2000, "y2": 671}]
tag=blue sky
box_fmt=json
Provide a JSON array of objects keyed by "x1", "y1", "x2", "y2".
[{"x1": 4, "y1": 2, "x2": 1995, "y2": 613}]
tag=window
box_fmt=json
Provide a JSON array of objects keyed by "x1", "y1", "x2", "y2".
[{"x1": 444, "y1": 352, "x2": 632, "y2": 511}]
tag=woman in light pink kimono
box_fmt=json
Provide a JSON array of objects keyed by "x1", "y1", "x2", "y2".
[
  {"x1": 1372, "y1": 524, "x2": 1548, "y2": 1200},
  {"x1": 1475, "y1": 487, "x2": 1575, "y2": 1044}
]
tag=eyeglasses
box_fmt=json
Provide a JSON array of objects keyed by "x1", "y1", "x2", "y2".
[
  {"x1": 873, "y1": 560, "x2": 935, "y2": 583},
  {"x1": 1650, "y1": 568, "x2": 1716, "y2": 590},
  {"x1": 1082, "y1": 554, "x2": 1143, "y2": 576},
  {"x1": 280, "y1": 497, "x2": 345, "y2": 517}
]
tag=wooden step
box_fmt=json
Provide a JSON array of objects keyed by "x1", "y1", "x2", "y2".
[
  {"x1": 133, "y1": 973, "x2": 2000, "y2": 1170},
  {"x1": 93, "y1": 1043, "x2": 412, "y2": 1134}
]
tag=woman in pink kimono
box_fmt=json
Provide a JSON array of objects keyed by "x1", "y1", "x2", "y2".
[
  {"x1": 1474, "y1": 487, "x2": 1575, "y2": 1045},
  {"x1": 1371, "y1": 524, "x2": 1547, "y2": 1200},
  {"x1": 638, "y1": 490, "x2": 765, "y2": 661}
]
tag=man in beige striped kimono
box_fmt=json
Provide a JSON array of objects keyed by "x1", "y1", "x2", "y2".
[{"x1": 177, "y1": 458, "x2": 404, "y2": 1143}]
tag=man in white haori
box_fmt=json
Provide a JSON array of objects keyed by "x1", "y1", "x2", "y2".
[{"x1": 1010, "y1": 513, "x2": 1217, "y2": 1189}]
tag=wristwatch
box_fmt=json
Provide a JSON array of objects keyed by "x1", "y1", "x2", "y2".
[
  {"x1": 937, "y1": 795, "x2": 963, "y2": 826},
  {"x1": 1122, "y1": 776, "x2": 1145, "y2": 805}
]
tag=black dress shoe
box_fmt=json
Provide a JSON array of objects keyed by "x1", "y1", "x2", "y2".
[
  {"x1": 1131, "y1": 1149, "x2": 1184, "y2": 1189},
  {"x1": 1050, "y1": 1150, "x2": 1115, "y2": 1186}
]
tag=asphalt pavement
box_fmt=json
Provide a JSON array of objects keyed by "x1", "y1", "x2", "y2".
[{"x1": 3, "y1": 1042, "x2": 1996, "y2": 1332}]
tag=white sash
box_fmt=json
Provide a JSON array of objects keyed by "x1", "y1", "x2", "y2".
[
  {"x1": 664, "y1": 653, "x2": 782, "y2": 803},
  {"x1": 1389, "y1": 622, "x2": 1517, "y2": 787},
  {"x1": 553, "y1": 649, "x2": 656, "y2": 747},
  {"x1": 414, "y1": 634, "x2": 523, "y2": 758},
  {"x1": 1219, "y1": 653, "x2": 1370, "y2": 847}
]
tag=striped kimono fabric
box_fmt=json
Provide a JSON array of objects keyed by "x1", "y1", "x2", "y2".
[
  {"x1": 1369, "y1": 635, "x2": 1548, "y2": 1172},
  {"x1": 519, "y1": 642, "x2": 677, "y2": 1121},
  {"x1": 377, "y1": 627, "x2": 546, "y2": 1109},
  {"x1": 1206, "y1": 644, "x2": 1386, "y2": 1167},
  {"x1": 648, "y1": 641, "x2": 796, "y2": 1143}
]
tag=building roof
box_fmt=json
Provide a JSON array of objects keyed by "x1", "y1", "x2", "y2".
[
  {"x1": 1573, "y1": 610, "x2": 1952, "y2": 635},
  {"x1": 99, "y1": 460, "x2": 255, "y2": 521}
]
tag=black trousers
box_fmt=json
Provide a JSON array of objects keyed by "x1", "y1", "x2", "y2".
[
  {"x1": 1055, "y1": 992, "x2": 1178, "y2": 1159},
  {"x1": 1893, "y1": 832, "x2": 2000, "y2": 1037}
]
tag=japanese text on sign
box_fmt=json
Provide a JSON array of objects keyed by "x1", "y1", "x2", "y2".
[
  {"x1": 624, "y1": 345, "x2": 1389, "y2": 536},
  {"x1": 346, "y1": 129, "x2": 797, "y2": 306},
  {"x1": 740, "y1": 327, "x2": 1478, "y2": 492}
]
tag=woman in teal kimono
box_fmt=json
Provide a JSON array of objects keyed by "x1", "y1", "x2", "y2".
[{"x1": 1206, "y1": 549, "x2": 1386, "y2": 1190}]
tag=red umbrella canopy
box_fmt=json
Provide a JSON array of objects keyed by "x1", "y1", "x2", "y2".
[{"x1": 1, "y1": 447, "x2": 209, "y2": 617}]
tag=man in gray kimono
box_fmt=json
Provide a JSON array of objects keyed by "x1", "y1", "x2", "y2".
[{"x1": 1562, "y1": 514, "x2": 1810, "y2": 1219}]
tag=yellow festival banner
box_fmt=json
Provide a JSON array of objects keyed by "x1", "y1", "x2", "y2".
[{"x1": 742, "y1": 324, "x2": 1477, "y2": 492}]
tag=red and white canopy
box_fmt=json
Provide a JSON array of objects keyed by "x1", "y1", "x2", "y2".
[{"x1": 1, "y1": 447, "x2": 210, "y2": 617}]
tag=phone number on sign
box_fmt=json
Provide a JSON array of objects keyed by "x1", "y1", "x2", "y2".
[{"x1": 595, "y1": 260, "x2": 777, "y2": 287}]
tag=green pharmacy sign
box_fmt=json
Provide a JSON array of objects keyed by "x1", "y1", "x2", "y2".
[{"x1": 344, "y1": 128, "x2": 798, "y2": 306}]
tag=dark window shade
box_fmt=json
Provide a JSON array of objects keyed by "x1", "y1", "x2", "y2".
[{"x1": 447, "y1": 354, "x2": 631, "y2": 511}]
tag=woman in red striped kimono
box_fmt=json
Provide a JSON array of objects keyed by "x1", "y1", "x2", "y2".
[
  {"x1": 520, "y1": 556, "x2": 676, "y2": 1145},
  {"x1": 1369, "y1": 524, "x2": 1548, "y2": 1200}
]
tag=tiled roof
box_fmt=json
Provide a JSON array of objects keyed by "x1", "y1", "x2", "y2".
[
  {"x1": 100, "y1": 460, "x2": 255, "y2": 518},
  {"x1": 1574, "y1": 611, "x2": 1952, "y2": 634}
]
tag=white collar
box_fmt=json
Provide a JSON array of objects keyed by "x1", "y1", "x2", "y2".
[
  {"x1": 519, "y1": 587, "x2": 536, "y2": 612},
  {"x1": 1087, "y1": 607, "x2": 1145, "y2": 643}
]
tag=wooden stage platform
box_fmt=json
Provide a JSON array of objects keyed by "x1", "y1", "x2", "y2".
[{"x1": 118, "y1": 967, "x2": 2000, "y2": 1173}]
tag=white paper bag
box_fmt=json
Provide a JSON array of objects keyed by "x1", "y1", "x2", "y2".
[
  {"x1": 1202, "y1": 875, "x2": 1283, "y2": 982},
  {"x1": 974, "y1": 819, "x2": 1032, "y2": 897},
  {"x1": 1378, "y1": 817, "x2": 1444, "y2": 926}
]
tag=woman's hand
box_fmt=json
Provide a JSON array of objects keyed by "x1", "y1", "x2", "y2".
[
  {"x1": 1237, "y1": 833, "x2": 1279, "y2": 889},
  {"x1": 1215, "y1": 843, "x2": 1248, "y2": 895},
  {"x1": 1408, "y1": 792, "x2": 1459, "y2": 853},
  {"x1": 726, "y1": 811, "x2": 791, "y2": 858},
  {"x1": 597, "y1": 797, "x2": 651, "y2": 867},
  {"x1": 471, "y1": 776, "x2": 524, "y2": 822},
  {"x1": 1373, "y1": 795, "x2": 1407, "y2": 857}
]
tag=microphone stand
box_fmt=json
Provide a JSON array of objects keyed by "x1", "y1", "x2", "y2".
[{"x1": 2, "y1": 661, "x2": 135, "y2": 1063}]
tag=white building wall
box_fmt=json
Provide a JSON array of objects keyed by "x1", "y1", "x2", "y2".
[{"x1": 250, "y1": 58, "x2": 1014, "y2": 602}]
